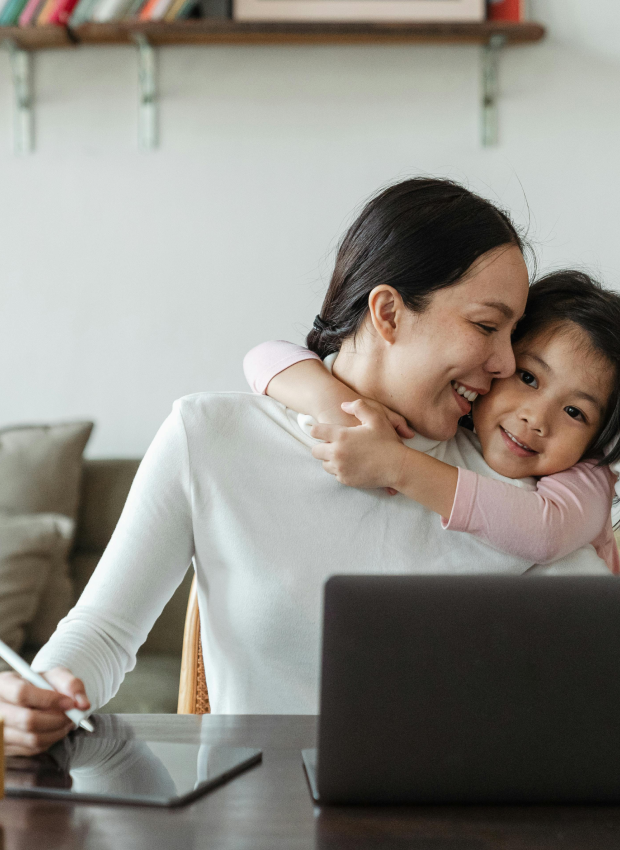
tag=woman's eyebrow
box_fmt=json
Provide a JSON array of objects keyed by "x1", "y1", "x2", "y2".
[{"x1": 479, "y1": 301, "x2": 516, "y2": 319}]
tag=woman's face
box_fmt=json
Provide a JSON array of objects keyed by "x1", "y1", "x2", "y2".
[{"x1": 357, "y1": 245, "x2": 529, "y2": 441}]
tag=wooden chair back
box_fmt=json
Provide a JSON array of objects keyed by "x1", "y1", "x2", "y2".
[{"x1": 177, "y1": 574, "x2": 210, "y2": 714}]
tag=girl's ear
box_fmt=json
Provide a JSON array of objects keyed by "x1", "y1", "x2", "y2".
[{"x1": 367, "y1": 286, "x2": 405, "y2": 345}]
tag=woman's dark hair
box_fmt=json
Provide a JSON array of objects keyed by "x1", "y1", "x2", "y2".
[
  {"x1": 307, "y1": 177, "x2": 525, "y2": 358},
  {"x1": 512, "y1": 270, "x2": 620, "y2": 467}
]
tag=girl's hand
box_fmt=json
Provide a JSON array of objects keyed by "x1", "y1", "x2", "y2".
[
  {"x1": 310, "y1": 399, "x2": 410, "y2": 491},
  {"x1": 316, "y1": 397, "x2": 415, "y2": 439},
  {"x1": 0, "y1": 667, "x2": 91, "y2": 756}
]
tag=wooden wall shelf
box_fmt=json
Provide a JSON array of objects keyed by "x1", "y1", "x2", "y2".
[
  {"x1": 0, "y1": 19, "x2": 546, "y2": 152},
  {"x1": 0, "y1": 20, "x2": 545, "y2": 50}
]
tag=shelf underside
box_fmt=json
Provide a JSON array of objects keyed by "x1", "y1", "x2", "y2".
[{"x1": 0, "y1": 19, "x2": 545, "y2": 50}]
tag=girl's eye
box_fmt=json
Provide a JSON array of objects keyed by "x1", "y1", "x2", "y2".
[
  {"x1": 476, "y1": 324, "x2": 497, "y2": 334},
  {"x1": 565, "y1": 406, "x2": 585, "y2": 422},
  {"x1": 518, "y1": 370, "x2": 538, "y2": 388}
]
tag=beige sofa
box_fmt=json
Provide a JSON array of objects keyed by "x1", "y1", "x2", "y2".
[{"x1": 28, "y1": 458, "x2": 193, "y2": 714}]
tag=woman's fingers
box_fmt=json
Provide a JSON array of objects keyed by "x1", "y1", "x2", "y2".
[
  {"x1": 0, "y1": 667, "x2": 88, "y2": 757},
  {"x1": 4, "y1": 721, "x2": 75, "y2": 757},
  {"x1": 0, "y1": 699, "x2": 73, "y2": 733},
  {"x1": 43, "y1": 668, "x2": 90, "y2": 711},
  {"x1": 0, "y1": 672, "x2": 73, "y2": 712}
]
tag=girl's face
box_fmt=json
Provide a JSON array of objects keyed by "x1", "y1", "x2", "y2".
[
  {"x1": 357, "y1": 245, "x2": 529, "y2": 441},
  {"x1": 472, "y1": 325, "x2": 614, "y2": 479}
]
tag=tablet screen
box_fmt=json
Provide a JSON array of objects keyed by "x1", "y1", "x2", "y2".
[{"x1": 5, "y1": 721, "x2": 261, "y2": 807}]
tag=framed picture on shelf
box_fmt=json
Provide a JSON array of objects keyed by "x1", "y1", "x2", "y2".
[{"x1": 234, "y1": 0, "x2": 484, "y2": 23}]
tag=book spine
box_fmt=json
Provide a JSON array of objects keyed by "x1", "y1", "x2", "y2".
[
  {"x1": 69, "y1": 0, "x2": 97, "y2": 23},
  {"x1": 138, "y1": 0, "x2": 159, "y2": 19},
  {"x1": 18, "y1": 0, "x2": 43, "y2": 24},
  {"x1": 487, "y1": 0, "x2": 522, "y2": 21},
  {"x1": 122, "y1": 0, "x2": 146, "y2": 16},
  {"x1": 36, "y1": 0, "x2": 60, "y2": 23},
  {"x1": 0, "y1": 0, "x2": 28, "y2": 25},
  {"x1": 47, "y1": 0, "x2": 79, "y2": 24},
  {"x1": 149, "y1": 0, "x2": 172, "y2": 19}
]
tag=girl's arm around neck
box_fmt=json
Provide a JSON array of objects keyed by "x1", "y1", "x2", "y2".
[
  {"x1": 444, "y1": 462, "x2": 615, "y2": 566},
  {"x1": 243, "y1": 339, "x2": 416, "y2": 430},
  {"x1": 243, "y1": 340, "x2": 360, "y2": 426},
  {"x1": 311, "y1": 399, "x2": 458, "y2": 517},
  {"x1": 310, "y1": 399, "x2": 615, "y2": 569}
]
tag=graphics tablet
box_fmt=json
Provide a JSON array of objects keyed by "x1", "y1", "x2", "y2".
[{"x1": 5, "y1": 722, "x2": 262, "y2": 807}]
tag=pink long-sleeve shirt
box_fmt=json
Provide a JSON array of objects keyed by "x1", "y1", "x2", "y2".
[{"x1": 243, "y1": 340, "x2": 619, "y2": 574}]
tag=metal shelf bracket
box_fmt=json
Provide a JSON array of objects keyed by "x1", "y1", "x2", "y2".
[
  {"x1": 481, "y1": 33, "x2": 506, "y2": 147},
  {"x1": 134, "y1": 33, "x2": 158, "y2": 151},
  {"x1": 3, "y1": 39, "x2": 33, "y2": 155}
]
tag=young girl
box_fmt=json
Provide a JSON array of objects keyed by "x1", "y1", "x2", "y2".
[{"x1": 244, "y1": 271, "x2": 620, "y2": 574}]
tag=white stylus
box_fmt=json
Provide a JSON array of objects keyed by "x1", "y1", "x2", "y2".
[{"x1": 0, "y1": 637, "x2": 94, "y2": 733}]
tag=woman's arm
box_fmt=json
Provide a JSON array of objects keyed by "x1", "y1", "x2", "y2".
[
  {"x1": 30, "y1": 402, "x2": 195, "y2": 711},
  {"x1": 311, "y1": 399, "x2": 615, "y2": 565}
]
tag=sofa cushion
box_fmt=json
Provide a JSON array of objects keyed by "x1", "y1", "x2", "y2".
[
  {"x1": 0, "y1": 421, "x2": 93, "y2": 646},
  {"x1": 0, "y1": 512, "x2": 74, "y2": 670},
  {"x1": 74, "y1": 459, "x2": 140, "y2": 553},
  {"x1": 0, "y1": 421, "x2": 93, "y2": 520}
]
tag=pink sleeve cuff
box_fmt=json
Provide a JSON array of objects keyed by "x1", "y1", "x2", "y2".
[
  {"x1": 243, "y1": 342, "x2": 321, "y2": 394},
  {"x1": 441, "y1": 467, "x2": 479, "y2": 531}
]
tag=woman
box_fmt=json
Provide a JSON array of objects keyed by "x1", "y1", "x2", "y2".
[{"x1": 1, "y1": 178, "x2": 534, "y2": 755}]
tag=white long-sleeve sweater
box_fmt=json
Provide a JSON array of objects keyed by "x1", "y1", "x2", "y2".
[{"x1": 32, "y1": 393, "x2": 608, "y2": 714}]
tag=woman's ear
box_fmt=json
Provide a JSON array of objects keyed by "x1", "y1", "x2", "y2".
[{"x1": 367, "y1": 286, "x2": 405, "y2": 345}]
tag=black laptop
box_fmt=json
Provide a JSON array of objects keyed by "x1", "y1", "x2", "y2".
[{"x1": 303, "y1": 574, "x2": 620, "y2": 804}]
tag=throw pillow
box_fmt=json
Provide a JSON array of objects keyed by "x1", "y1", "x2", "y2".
[
  {"x1": 0, "y1": 420, "x2": 93, "y2": 647},
  {"x1": 0, "y1": 421, "x2": 93, "y2": 519},
  {"x1": 0, "y1": 512, "x2": 74, "y2": 671}
]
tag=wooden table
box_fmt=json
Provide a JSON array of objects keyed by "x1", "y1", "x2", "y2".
[{"x1": 2, "y1": 714, "x2": 620, "y2": 849}]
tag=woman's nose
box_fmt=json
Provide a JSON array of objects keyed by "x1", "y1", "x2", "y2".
[{"x1": 485, "y1": 333, "x2": 516, "y2": 379}]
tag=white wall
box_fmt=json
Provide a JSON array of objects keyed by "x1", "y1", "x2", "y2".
[{"x1": 0, "y1": 0, "x2": 618, "y2": 456}]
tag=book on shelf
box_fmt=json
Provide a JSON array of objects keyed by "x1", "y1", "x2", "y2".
[
  {"x1": 139, "y1": 0, "x2": 173, "y2": 20},
  {"x1": 164, "y1": 0, "x2": 193, "y2": 20},
  {"x1": 487, "y1": 0, "x2": 524, "y2": 21},
  {"x1": 46, "y1": 0, "x2": 81, "y2": 24},
  {"x1": 69, "y1": 0, "x2": 97, "y2": 23},
  {"x1": 18, "y1": 0, "x2": 43, "y2": 24},
  {"x1": 0, "y1": 0, "x2": 28, "y2": 25},
  {"x1": 37, "y1": 0, "x2": 60, "y2": 23},
  {"x1": 2, "y1": 0, "x2": 221, "y2": 22}
]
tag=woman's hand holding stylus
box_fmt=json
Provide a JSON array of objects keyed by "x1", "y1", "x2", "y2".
[{"x1": 0, "y1": 667, "x2": 90, "y2": 756}]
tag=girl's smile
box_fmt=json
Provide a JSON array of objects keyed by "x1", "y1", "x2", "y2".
[{"x1": 499, "y1": 426, "x2": 538, "y2": 457}]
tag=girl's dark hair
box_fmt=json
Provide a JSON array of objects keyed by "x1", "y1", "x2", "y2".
[
  {"x1": 307, "y1": 177, "x2": 525, "y2": 358},
  {"x1": 512, "y1": 270, "x2": 620, "y2": 467}
]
